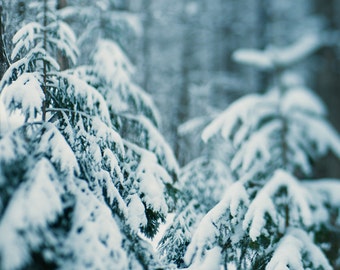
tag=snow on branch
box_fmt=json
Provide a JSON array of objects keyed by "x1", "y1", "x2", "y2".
[
  {"x1": 232, "y1": 33, "x2": 323, "y2": 70},
  {"x1": 123, "y1": 141, "x2": 170, "y2": 234},
  {"x1": 0, "y1": 48, "x2": 60, "y2": 91},
  {"x1": 37, "y1": 123, "x2": 80, "y2": 177},
  {"x1": 243, "y1": 170, "x2": 313, "y2": 241},
  {"x1": 187, "y1": 246, "x2": 222, "y2": 270},
  {"x1": 303, "y1": 179, "x2": 340, "y2": 208},
  {"x1": 179, "y1": 157, "x2": 232, "y2": 207},
  {"x1": 94, "y1": 39, "x2": 135, "y2": 81},
  {"x1": 184, "y1": 182, "x2": 249, "y2": 265},
  {"x1": 289, "y1": 110, "x2": 340, "y2": 159},
  {"x1": 93, "y1": 39, "x2": 160, "y2": 126},
  {"x1": 62, "y1": 179, "x2": 128, "y2": 270},
  {"x1": 11, "y1": 22, "x2": 43, "y2": 60},
  {"x1": 202, "y1": 94, "x2": 269, "y2": 143},
  {"x1": 231, "y1": 120, "x2": 280, "y2": 172},
  {"x1": 54, "y1": 73, "x2": 112, "y2": 124},
  {"x1": 1, "y1": 73, "x2": 44, "y2": 121},
  {"x1": 267, "y1": 228, "x2": 332, "y2": 270},
  {"x1": 121, "y1": 114, "x2": 179, "y2": 177},
  {"x1": 281, "y1": 75, "x2": 327, "y2": 116},
  {"x1": 0, "y1": 158, "x2": 64, "y2": 270}
]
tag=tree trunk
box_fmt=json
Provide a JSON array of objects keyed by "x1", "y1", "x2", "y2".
[
  {"x1": 142, "y1": 0, "x2": 152, "y2": 93},
  {"x1": 0, "y1": 2, "x2": 9, "y2": 80},
  {"x1": 256, "y1": 0, "x2": 270, "y2": 93},
  {"x1": 312, "y1": 1, "x2": 340, "y2": 268},
  {"x1": 42, "y1": 0, "x2": 48, "y2": 121},
  {"x1": 57, "y1": 0, "x2": 69, "y2": 70},
  {"x1": 175, "y1": 1, "x2": 192, "y2": 164}
]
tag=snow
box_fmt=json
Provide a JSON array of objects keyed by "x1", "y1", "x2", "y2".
[
  {"x1": 303, "y1": 179, "x2": 340, "y2": 207},
  {"x1": 266, "y1": 228, "x2": 332, "y2": 270},
  {"x1": 266, "y1": 230, "x2": 304, "y2": 270},
  {"x1": 282, "y1": 86, "x2": 326, "y2": 116},
  {"x1": 187, "y1": 247, "x2": 222, "y2": 270},
  {"x1": 0, "y1": 158, "x2": 63, "y2": 270},
  {"x1": 184, "y1": 214, "x2": 219, "y2": 266},
  {"x1": 127, "y1": 194, "x2": 147, "y2": 232},
  {"x1": 92, "y1": 116, "x2": 124, "y2": 154},
  {"x1": 274, "y1": 33, "x2": 322, "y2": 67},
  {"x1": 184, "y1": 182, "x2": 249, "y2": 265},
  {"x1": 125, "y1": 114, "x2": 179, "y2": 176},
  {"x1": 102, "y1": 170, "x2": 128, "y2": 216},
  {"x1": 38, "y1": 124, "x2": 80, "y2": 176},
  {"x1": 233, "y1": 33, "x2": 322, "y2": 70},
  {"x1": 1, "y1": 73, "x2": 44, "y2": 121},
  {"x1": 94, "y1": 39, "x2": 135, "y2": 82},
  {"x1": 110, "y1": 11, "x2": 143, "y2": 37},
  {"x1": 202, "y1": 94, "x2": 262, "y2": 142},
  {"x1": 243, "y1": 191, "x2": 276, "y2": 241},
  {"x1": 124, "y1": 141, "x2": 169, "y2": 215},
  {"x1": 138, "y1": 152, "x2": 168, "y2": 212},
  {"x1": 233, "y1": 48, "x2": 273, "y2": 70},
  {"x1": 11, "y1": 22, "x2": 42, "y2": 60},
  {"x1": 128, "y1": 83, "x2": 161, "y2": 126},
  {"x1": 63, "y1": 179, "x2": 129, "y2": 270},
  {"x1": 178, "y1": 116, "x2": 213, "y2": 137},
  {"x1": 243, "y1": 170, "x2": 313, "y2": 240},
  {"x1": 0, "y1": 98, "x2": 9, "y2": 134},
  {"x1": 103, "y1": 148, "x2": 123, "y2": 178},
  {"x1": 0, "y1": 47, "x2": 60, "y2": 91},
  {"x1": 93, "y1": 39, "x2": 160, "y2": 126},
  {"x1": 49, "y1": 36, "x2": 78, "y2": 65},
  {"x1": 286, "y1": 131, "x2": 312, "y2": 175},
  {"x1": 58, "y1": 20, "x2": 77, "y2": 45},
  {"x1": 62, "y1": 73, "x2": 112, "y2": 124},
  {"x1": 232, "y1": 120, "x2": 280, "y2": 172},
  {"x1": 291, "y1": 110, "x2": 340, "y2": 158},
  {"x1": 226, "y1": 182, "x2": 249, "y2": 217},
  {"x1": 179, "y1": 157, "x2": 232, "y2": 205},
  {"x1": 0, "y1": 129, "x2": 26, "y2": 166}
]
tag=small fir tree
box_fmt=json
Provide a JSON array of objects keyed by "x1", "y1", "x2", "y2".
[{"x1": 180, "y1": 35, "x2": 340, "y2": 269}]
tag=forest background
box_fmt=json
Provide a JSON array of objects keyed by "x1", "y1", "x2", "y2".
[
  {"x1": 0, "y1": 0, "x2": 340, "y2": 269},
  {"x1": 1, "y1": 0, "x2": 340, "y2": 173}
]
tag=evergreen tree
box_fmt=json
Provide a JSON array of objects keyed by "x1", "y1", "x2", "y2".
[
  {"x1": 179, "y1": 35, "x2": 340, "y2": 269},
  {"x1": 158, "y1": 157, "x2": 232, "y2": 268},
  {"x1": 158, "y1": 109, "x2": 234, "y2": 268},
  {"x1": 0, "y1": 1, "x2": 177, "y2": 269},
  {"x1": 62, "y1": 0, "x2": 179, "y2": 237}
]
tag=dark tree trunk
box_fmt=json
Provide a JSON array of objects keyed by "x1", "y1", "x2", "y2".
[
  {"x1": 175, "y1": 1, "x2": 193, "y2": 164},
  {"x1": 142, "y1": 0, "x2": 152, "y2": 93},
  {"x1": 57, "y1": 0, "x2": 69, "y2": 70},
  {"x1": 312, "y1": 0, "x2": 340, "y2": 178},
  {"x1": 56, "y1": 0, "x2": 67, "y2": 10},
  {"x1": 312, "y1": 1, "x2": 340, "y2": 269},
  {"x1": 256, "y1": 0, "x2": 270, "y2": 93},
  {"x1": 0, "y1": 2, "x2": 9, "y2": 80}
]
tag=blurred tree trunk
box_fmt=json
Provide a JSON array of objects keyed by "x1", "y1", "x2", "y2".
[
  {"x1": 0, "y1": 2, "x2": 9, "y2": 79},
  {"x1": 175, "y1": 1, "x2": 193, "y2": 164},
  {"x1": 142, "y1": 0, "x2": 152, "y2": 93},
  {"x1": 57, "y1": 0, "x2": 67, "y2": 9},
  {"x1": 256, "y1": 0, "x2": 270, "y2": 93},
  {"x1": 17, "y1": 1, "x2": 25, "y2": 22},
  {"x1": 312, "y1": 1, "x2": 340, "y2": 269},
  {"x1": 312, "y1": 0, "x2": 340, "y2": 178},
  {"x1": 57, "y1": 0, "x2": 69, "y2": 70}
]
